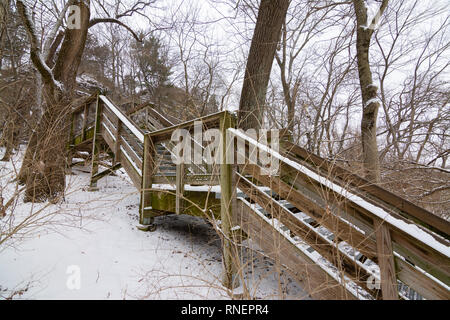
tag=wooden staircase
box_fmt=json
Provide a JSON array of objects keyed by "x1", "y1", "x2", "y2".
[{"x1": 68, "y1": 93, "x2": 450, "y2": 300}]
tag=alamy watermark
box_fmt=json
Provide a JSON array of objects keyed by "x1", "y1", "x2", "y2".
[
  {"x1": 170, "y1": 121, "x2": 280, "y2": 176},
  {"x1": 67, "y1": 5, "x2": 81, "y2": 30},
  {"x1": 366, "y1": 275, "x2": 381, "y2": 290},
  {"x1": 66, "y1": 265, "x2": 81, "y2": 290}
]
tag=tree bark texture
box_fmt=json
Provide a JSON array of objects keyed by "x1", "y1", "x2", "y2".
[
  {"x1": 238, "y1": 0, "x2": 290, "y2": 130},
  {"x1": 17, "y1": 0, "x2": 90, "y2": 201},
  {"x1": 353, "y1": 0, "x2": 388, "y2": 183}
]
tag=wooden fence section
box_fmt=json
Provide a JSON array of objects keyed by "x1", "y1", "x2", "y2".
[{"x1": 68, "y1": 94, "x2": 450, "y2": 300}]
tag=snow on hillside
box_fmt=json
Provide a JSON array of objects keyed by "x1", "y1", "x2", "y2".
[{"x1": 0, "y1": 148, "x2": 308, "y2": 300}]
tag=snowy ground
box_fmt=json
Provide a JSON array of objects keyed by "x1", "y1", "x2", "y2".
[{"x1": 0, "y1": 148, "x2": 308, "y2": 300}]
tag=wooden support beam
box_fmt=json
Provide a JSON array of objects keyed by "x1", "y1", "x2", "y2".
[
  {"x1": 176, "y1": 163, "x2": 185, "y2": 214},
  {"x1": 91, "y1": 163, "x2": 122, "y2": 183},
  {"x1": 220, "y1": 111, "x2": 239, "y2": 289},
  {"x1": 150, "y1": 189, "x2": 221, "y2": 219},
  {"x1": 89, "y1": 96, "x2": 103, "y2": 191},
  {"x1": 140, "y1": 134, "x2": 155, "y2": 225},
  {"x1": 374, "y1": 218, "x2": 399, "y2": 300}
]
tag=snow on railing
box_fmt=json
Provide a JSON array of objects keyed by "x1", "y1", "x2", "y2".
[
  {"x1": 228, "y1": 128, "x2": 450, "y2": 258},
  {"x1": 99, "y1": 95, "x2": 144, "y2": 143}
]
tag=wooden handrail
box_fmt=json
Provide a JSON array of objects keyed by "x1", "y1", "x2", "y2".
[
  {"x1": 147, "y1": 111, "x2": 228, "y2": 143},
  {"x1": 99, "y1": 95, "x2": 145, "y2": 143},
  {"x1": 280, "y1": 140, "x2": 450, "y2": 240}
]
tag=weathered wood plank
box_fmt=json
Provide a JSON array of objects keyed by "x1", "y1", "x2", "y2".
[
  {"x1": 149, "y1": 111, "x2": 225, "y2": 143},
  {"x1": 236, "y1": 199, "x2": 358, "y2": 300},
  {"x1": 121, "y1": 127, "x2": 144, "y2": 157},
  {"x1": 91, "y1": 163, "x2": 122, "y2": 183},
  {"x1": 101, "y1": 125, "x2": 116, "y2": 151},
  {"x1": 220, "y1": 111, "x2": 238, "y2": 289},
  {"x1": 374, "y1": 219, "x2": 399, "y2": 300},
  {"x1": 150, "y1": 189, "x2": 221, "y2": 218},
  {"x1": 151, "y1": 174, "x2": 220, "y2": 185},
  {"x1": 140, "y1": 134, "x2": 154, "y2": 225},
  {"x1": 102, "y1": 106, "x2": 119, "y2": 125},
  {"x1": 146, "y1": 105, "x2": 175, "y2": 127},
  {"x1": 81, "y1": 104, "x2": 89, "y2": 141},
  {"x1": 114, "y1": 120, "x2": 122, "y2": 165},
  {"x1": 395, "y1": 256, "x2": 450, "y2": 300},
  {"x1": 120, "y1": 136, "x2": 143, "y2": 170},
  {"x1": 102, "y1": 111, "x2": 118, "y2": 133},
  {"x1": 278, "y1": 162, "x2": 450, "y2": 286},
  {"x1": 390, "y1": 230, "x2": 450, "y2": 286},
  {"x1": 280, "y1": 163, "x2": 376, "y2": 235},
  {"x1": 120, "y1": 151, "x2": 142, "y2": 190}
]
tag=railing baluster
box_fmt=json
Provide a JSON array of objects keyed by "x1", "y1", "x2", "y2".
[
  {"x1": 89, "y1": 95, "x2": 103, "y2": 191},
  {"x1": 139, "y1": 134, "x2": 155, "y2": 228}
]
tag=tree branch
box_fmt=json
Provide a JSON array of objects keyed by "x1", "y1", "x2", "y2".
[
  {"x1": 16, "y1": 0, "x2": 56, "y2": 88},
  {"x1": 115, "y1": 1, "x2": 156, "y2": 19},
  {"x1": 45, "y1": 30, "x2": 65, "y2": 67},
  {"x1": 42, "y1": 0, "x2": 76, "y2": 61},
  {"x1": 88, "y1": 18, "x2": 142, "y2": 42},
  {"x1": 368, "y1": 0, "x2": 390, "y2": 31}
]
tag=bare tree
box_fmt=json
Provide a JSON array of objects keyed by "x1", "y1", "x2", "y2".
[
  {"x1": 275, "y1": 0, "x2": 337, "y2": 134},
  {"x1": 0, "y1": 0, "x2": 9, "y2": 67},
  {"x1": 165, "y1": 3, "x2": 238, "y2": 120},
  {"x1": 16, "y1": 0, "x2": 149, "y2": 202},
  {"x1": 352, "y1": 0, "x2": 389, "y2": 183}
]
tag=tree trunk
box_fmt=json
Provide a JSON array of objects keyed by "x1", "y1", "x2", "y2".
[
  {"x1": 238, "y1": 0, "x2": 290, "y2": 130},
  {"x1": 18, "y1": 0, "x2": 90, "y2": 201},
  {"x1": 0, "y1": 0, "x2": 9, "y2": 66},
  {"x1": 23, "y1": 100, "x2": 70, "y2": 202},
  {"x1": 53, "y1": 1, "x2": 90, "y2": 94},
  {"x1": 0, "y1": 114, "x2": 19, "y2": 162},
  {"x1": 353, "y1": 0, "x2": 388, "y2": 183}
]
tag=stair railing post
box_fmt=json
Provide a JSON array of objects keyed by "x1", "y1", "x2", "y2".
[
  {"x1": 220, "y1": 111, "x2": 239, "y2": 289},
  {"x1": 139, "y1": 133, "x2": 155, "y2": 228},
  {"x1": 89, "y1": 94, "x2": 103, "y2": 191},
  {"x1": 374, "y1": 218, "x2": 399, "y2": 300},
  {"x1": 176, "y1": 162, "x2": 185, "y2": 215}
]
